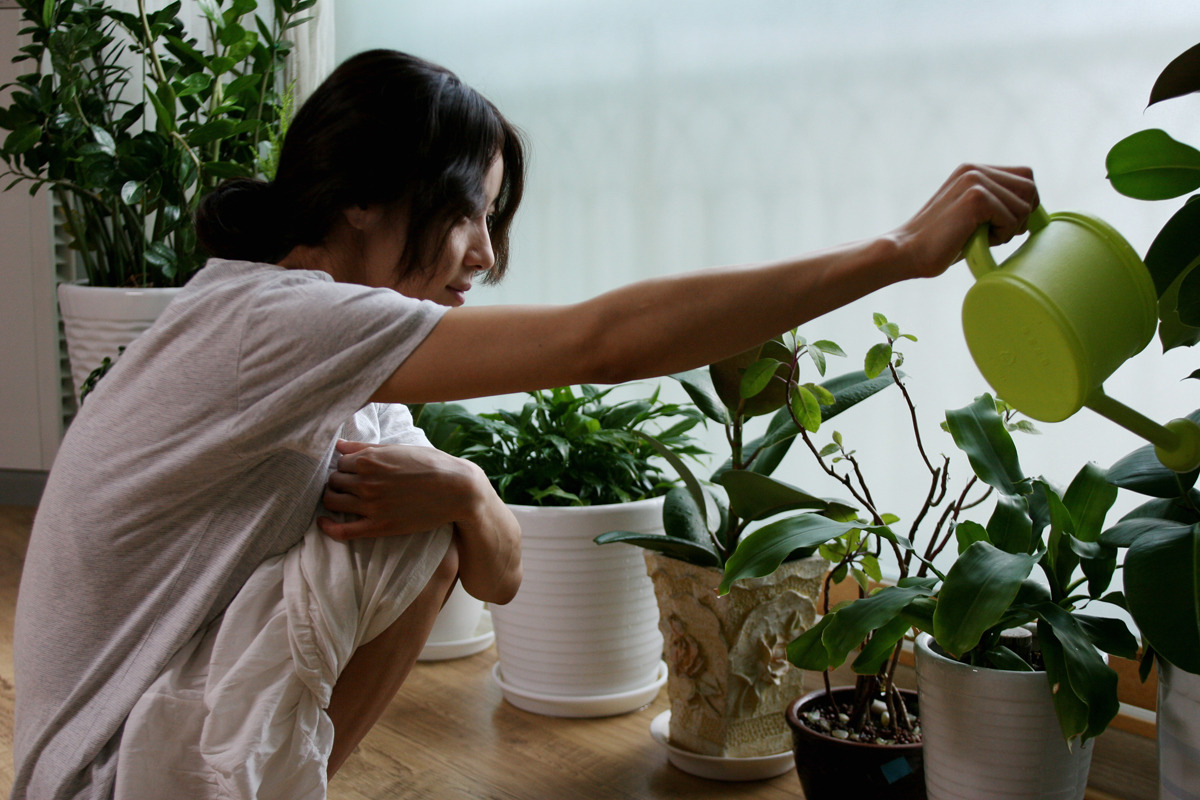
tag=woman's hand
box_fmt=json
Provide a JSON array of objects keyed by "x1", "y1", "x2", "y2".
[
  {"x1": 890, "y1": 164, "x2": 1039, "y2": 280},
  {"x1": 319, "y1": 440, "x2": 481, "y2": 540},
  {"x1": 319, "y1": 440, "x2": 521, "y2": 603}
]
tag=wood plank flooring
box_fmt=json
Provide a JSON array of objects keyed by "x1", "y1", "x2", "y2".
[{"x1": 0, "y1": 504, "x2": 1157, "y2": 799}]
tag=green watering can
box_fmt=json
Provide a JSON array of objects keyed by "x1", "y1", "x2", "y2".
[{"x1": 962, "y1": 206, "x2": 1200, "y2": 473}]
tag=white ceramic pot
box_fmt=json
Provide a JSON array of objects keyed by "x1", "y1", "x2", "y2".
[
  {"x1": 57, "y1": 283, "x2": 180, "y2": 403},
  {"x1": 427, "y1": 581, "x2": 486, "y2": 643},
  {"x1": 914, "y1": 632, "x2": 1094, "y2": 800},
  {"x1": 1159, "y1": 661, "x2": 1200, "y2": 800},
  {"x1": 490, "y1": 497, "x2": 665, "y2": 714}
]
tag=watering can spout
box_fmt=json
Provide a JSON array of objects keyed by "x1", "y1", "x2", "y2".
[
  {"x1": 961, "y1": 206, "x2": 1200, "y2": 472},
  {"x1": 1085, "y1": 390, "x2": 1200, "y2": 473}
]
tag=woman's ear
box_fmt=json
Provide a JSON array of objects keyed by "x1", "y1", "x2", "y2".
[{"x1": 343, "y1": 203, "x2": 384, "y2": 232}]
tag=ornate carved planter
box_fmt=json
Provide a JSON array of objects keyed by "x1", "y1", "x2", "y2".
[{"x1": 645, "y1": 551, "x2": 825, "y2": 758}]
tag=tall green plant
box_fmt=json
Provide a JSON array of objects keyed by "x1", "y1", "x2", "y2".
[
  {"x1": 1100, "y1": 40, "x2": 1200, "y2": 678},
  {"x1": 0, "y1": 0, "x2": 313, "y2": 287},
  {"x1": 710, "y1": 318, "x2": 1135, "y2": 745},
  {"x1": 595, "y1": 326, "x2": 897, "y2": 570}
]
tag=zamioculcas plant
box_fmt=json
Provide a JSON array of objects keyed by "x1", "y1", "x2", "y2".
[{"x1": 0, "y1": 0, "x2": 313, "y2": 287}]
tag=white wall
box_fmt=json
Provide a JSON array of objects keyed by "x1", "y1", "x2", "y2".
[{"x1": 336, "y1": 2, "x2": 1200, "y2": 576}]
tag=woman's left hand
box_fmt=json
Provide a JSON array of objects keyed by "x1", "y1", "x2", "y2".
[{"x1": 318, "y1": 439, "x2": 483, "y2": 540}]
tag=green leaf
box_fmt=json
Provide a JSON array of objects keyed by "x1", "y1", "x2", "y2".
[
  {"x1": 119, "y1": 180, "x2": 143, "y2": 205},
  {"x1": 817, "y1": 369, "x2": 898, "y2": 422},
  {"x1": 1100, "y1": 516, "x2": 1192, "y2": 547},
  {"x1": 787, "y1": 616, "x2": 835, "y2": 671},
  {"x1": 790, "y1": 384, "x2": 821, "y2": 433},
  {"x1": 1177, "y1": 260, "x2": 1200, "y2": 328},
  {"x1": 740, "y1": 357, "x2": 782, "y2": 399},
  {"x1": 593, "y1": 529, "x2": 721, "y2": 568},
  {"x1": 1035, "y1": 607, "x2": 1121, "y2": 742},
  {"x1": 807, "y1": 345, "x2": 827, "y2": 376},
  {"x1": 720, "y1": 515, "x2": 863, "y2": 594},
  {"x1": 174, "y1": 71, "x2": 213, "y2": 98},
  {"x1": 1148, "y1": 42, "x2": 1200, "y2": 106},
  {"x1": 669, "y1": 370, "x2": 728, "y2": 424},
  {"x1": 932, "y1": 541, "x2": 1039, "y2": 657},
  {"x1": 1158, "y1": 253, "x2": 1200, "y2": 351},
  {"x1": 945, "y1": 394, "x2": 1027, "y2": 496},
  {"x1": 1123, "y1": 521, "x2": 1200, "y2": 673},
  {"x1": 819, "y1": 584, "x2": 934, "y2": 670},
  {"x1": 660, "y1": 485, "x2": 711, "y2": 545},
  {"x1": 1106, "y1": 129, "x2": 1200, "y2": 200},
  {"x1": 954, "y1": 520, "x2": 989, "y2": 554},
  {"x1": 984, "y1": 645, "x2": 1036, "y2": 671},
  {"x1": 1143, "y1": 197, "x2": 1200, "y2": 298},
  {"x1": 864, "y1": 342, "x2": 893, "y2": 378},
  {"x1": 719, "y1": 470, "x2": 845, "y2": 522},
  {"x1": 813, "y1": 340, "x2": 846, "y2": 357},
  {"x1": 851, "y1": 614, "x2": 912, "y2": 674},
  {"x1": 3, "y1": 124, "x2": 41, "y2": 154},
  {"x1": 1075, "y1": 614, "x2": 1140, "y2": 661},
  {"x1": 987, "y1": 494, "x2": 1033, "y2": 554},
  {"x1": 1061, "y1": 462, "x2": 1117, "y2": 542}
]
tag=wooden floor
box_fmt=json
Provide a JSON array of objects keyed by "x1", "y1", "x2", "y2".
[{"x1": 0, "y1": 504, "x2": 1157, "y2": 799}]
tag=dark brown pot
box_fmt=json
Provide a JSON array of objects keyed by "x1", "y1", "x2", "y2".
[{"x1": 785, "y1": 687, "x2": 926, "y2": 799}]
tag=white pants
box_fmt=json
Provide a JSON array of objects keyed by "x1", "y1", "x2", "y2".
[{"x1": 114, "y1": 522, "x2": 453, "y2": 800}]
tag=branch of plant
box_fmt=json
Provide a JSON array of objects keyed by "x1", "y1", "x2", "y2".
[{"x1": 888, "y1": 356, "x2": 937, "y2": 476}]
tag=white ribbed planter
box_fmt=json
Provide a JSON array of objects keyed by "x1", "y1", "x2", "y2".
[
  {"x1": 57, "y1": 283, "x2": 180, "y2": 403},
  {"x1": 914, "y1": 632, "x2": 1093, "y2": 800},
  {"x1": 1159, "y1": 662, "x2": 1200, "y2": 800},
  {"x1": 490, "y1": 497, "x2": 665, "y2": 714}
]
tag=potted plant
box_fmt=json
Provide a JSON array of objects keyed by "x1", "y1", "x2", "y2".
[
  {"x1": 717, "y1": 318, "x2": 1136, "y2": 799},
  {"x1": 417, "y1": 384, "x2": 706, "y2": 718},
  {"x1": 0, "y1": 0, "x2": 309, "y2": 399},
  {"x1": 594, "y1": 329, "x2": 897, "y2": 776},
  {"x1": 1100, "y1": 39, "x2": 1200, "y2": 800}
]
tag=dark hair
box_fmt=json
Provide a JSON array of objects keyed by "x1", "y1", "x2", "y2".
[{"x1": 195, "y1": 49, "x2": 525, "y2": 284}]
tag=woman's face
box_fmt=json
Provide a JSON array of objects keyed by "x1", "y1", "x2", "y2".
[{"x1": 394, "y1": 156, "x2": 505, "y2": 307}]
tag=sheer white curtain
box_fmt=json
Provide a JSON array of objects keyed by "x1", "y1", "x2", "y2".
[
  {"x1": 334, "y1": 1, "x2": 1200, "y2": 572},
  {"x1": 284, "y1": 0, "x2": 336, "y2": 103}
]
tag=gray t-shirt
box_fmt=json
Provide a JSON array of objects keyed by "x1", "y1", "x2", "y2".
[{"x1": 12, "y1": 259, "x2": 447, "y2": 800}]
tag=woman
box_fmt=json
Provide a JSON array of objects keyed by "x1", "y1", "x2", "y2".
[{"x1": 11, "y1": 49, "x2": 1037, "y2": 799}]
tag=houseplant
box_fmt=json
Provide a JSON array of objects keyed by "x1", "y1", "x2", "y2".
[
  {"x1": 716, "y1": 319, "x2": 1136, "y2": 799},
  {"x1": 0, "y1": 0, "x2": 309, "y2": 397},
  {"x1": 416, "y1": 384, "x2": 706, "y2": 717},
  {"x1": 595, "y1": 328, "x2": 898, "y2": 773},
  {"x1": 1100, "y1": 39, "x2": 1200, "y2": 799}
]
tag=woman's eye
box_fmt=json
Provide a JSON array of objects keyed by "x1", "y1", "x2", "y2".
[{"x1": 485, "y1": 213, "x2": 496, "y2": 232}]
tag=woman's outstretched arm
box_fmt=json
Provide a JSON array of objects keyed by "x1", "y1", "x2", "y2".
[{"x1": 374, "y1": 164, "x2": 1037, "y2": 404}]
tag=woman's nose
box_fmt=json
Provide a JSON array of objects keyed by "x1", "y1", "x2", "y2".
[{"x1": 467, "y1": 221, "x2": 495, "y2": 272}]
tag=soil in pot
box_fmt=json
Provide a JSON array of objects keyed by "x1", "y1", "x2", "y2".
[{"x1": 786, "y1": 687, "x2": 926, "y2": 800}]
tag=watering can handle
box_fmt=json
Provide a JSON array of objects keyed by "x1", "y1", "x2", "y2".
[{"x1": 965, "y1": 206, "x2": 1053, "y2": 280}]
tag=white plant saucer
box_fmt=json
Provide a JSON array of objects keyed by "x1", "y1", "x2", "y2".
[
  {"x1": 649, "y1": 710, "x2": 795, "y2": 782},
  {"x1": 492, "y1": 660, "x2": 667, "y2": 718},
  {"x1": 418, "y1": 610, "x2": 495, "y2": 662}
]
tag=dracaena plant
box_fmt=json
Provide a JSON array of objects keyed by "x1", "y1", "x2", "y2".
[
  {"x1": 411, "y1": 384, "x2": 707, "y2": 507},
  {"x1": 593, "y1": 322, "x2": 899, "y2": 569},
  {"x1": 715, "y1": 316, "x2": 1137, "y2": 745},
  {"x1": 0, "y1": 0, "x2": 312, "y2": 288},
  {"x1": 1099, "y1": 40, "x2": 1200, "y2": 678}
]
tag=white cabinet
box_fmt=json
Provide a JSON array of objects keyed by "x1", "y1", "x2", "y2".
[{"x1": 0, "y1": 5, "x2": 62, "y2": 473}]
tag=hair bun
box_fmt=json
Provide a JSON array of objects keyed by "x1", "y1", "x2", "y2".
[{"x1": 195, "y1": 178, "x2": 288, "y2": 263}]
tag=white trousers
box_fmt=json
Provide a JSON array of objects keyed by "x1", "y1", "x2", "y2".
[{"x1": 114, "y1": 522, "x2": 453, "y2": 800}]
